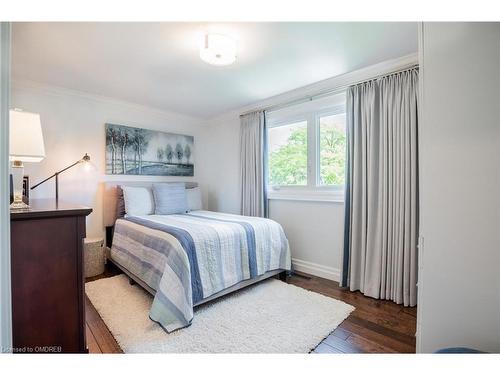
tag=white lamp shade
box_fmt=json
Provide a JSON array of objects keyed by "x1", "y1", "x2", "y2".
[{"x1": 9, "y1": 109, "x2": 46, "y2": 162}]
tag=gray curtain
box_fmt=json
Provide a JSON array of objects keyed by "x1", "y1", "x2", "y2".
[
  {"x1": 341, "y1": 68, "x2": 418, "y2": 307},
  {"x1": 240, "y1": 111, "x2": 268, "y2": 217}
]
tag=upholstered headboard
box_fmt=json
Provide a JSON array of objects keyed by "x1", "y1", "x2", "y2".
[{"x1": 103, "y1": 181, "x2": 198, "y2": 227}]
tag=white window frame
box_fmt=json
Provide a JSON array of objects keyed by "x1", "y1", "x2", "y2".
[
  {"x1": 315, "y1": 108, "x2": 347, "y2": 190},
  {"x1": 266, "y1": 97, "x2": 346, "y2": 203}
]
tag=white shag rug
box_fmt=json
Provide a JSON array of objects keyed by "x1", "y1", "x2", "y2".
[{"x1": 86, "y1": 274, "x2": 354, "y2": 353}]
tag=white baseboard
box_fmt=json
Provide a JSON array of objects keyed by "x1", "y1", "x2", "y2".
[{"x1": 291, "y1": 258, "x2": 340, "y2": 282}]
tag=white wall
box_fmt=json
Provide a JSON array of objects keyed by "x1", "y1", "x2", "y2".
[
  {"x1": 417, "y1": 22, "x2": 500, "y2": 353},
  {"x1": 11, "y1": 81, "x2": 209, "y2": 239},
  {"x1": 269, "y1": 200, "x2": 344, "y2": 280}
]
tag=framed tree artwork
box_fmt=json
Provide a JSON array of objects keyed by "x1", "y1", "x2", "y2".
[{"x1": 105, "y1": 123, "x2": 194, "y2": 176}]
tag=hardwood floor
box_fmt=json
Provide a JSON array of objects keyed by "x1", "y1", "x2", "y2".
[
  {"x1": 85, "y1": 266, "x2": 416, "y2": 353},
  {"x1": 85, "y1": 265, "x2": 122, "y2": 353},
  {"x1": 85, "y1": 295, "x2": 122, "y2": 353},
  {"x1": 288, "y1": 272, "x2": 416, "y2": 353}
]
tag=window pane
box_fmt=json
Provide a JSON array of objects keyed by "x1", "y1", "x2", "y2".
[
  {"x1": 268, "y1": 121, "x2": 308, "y2": 186},
  {"x1": 319, "y1": 113, "x2": 346, "y2": 186}
]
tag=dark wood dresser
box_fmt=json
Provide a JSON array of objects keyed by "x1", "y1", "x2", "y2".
[{"x1": 10, "y1": 199, "x2": 92, "y2": 353}]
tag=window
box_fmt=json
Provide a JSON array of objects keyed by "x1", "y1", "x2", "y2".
[
  {"x1": 268, "y1": 121, "x2": 308, "y2": 186},
  {"x1": 319, "y1": 113, "x2": 346, "y2": 186},
  {"x1": 266, "y1": 92, "x2": 346, "y2": 201}
]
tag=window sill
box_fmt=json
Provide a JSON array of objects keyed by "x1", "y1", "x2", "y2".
[{"x1": 267, "y1": 190, "x2": 345, "y2": 203}]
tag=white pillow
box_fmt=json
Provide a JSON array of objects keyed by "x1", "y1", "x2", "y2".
[
  {"x1": 186, "y1": 187, "x2": 202, "y2": 211},
  {"x1": 121, "y1": 186, "x2": 155, "y2": 216}
]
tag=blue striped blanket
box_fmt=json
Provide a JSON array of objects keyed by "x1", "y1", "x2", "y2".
[{"x1": 110, "y1": 210, "x2": 291, "y2": 332}]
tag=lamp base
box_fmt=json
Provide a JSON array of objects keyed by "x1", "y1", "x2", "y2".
[
  {"x1": 10, "y1": 160, "x2": 29, "y2": 210},
  {"x1": 10, "y1": 200, "x2": 29, "y2": 210}
]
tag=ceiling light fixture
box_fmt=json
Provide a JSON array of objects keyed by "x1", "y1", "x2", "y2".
[{"x1": 199, "y1": 33, "x2": 237, "y2": 66}]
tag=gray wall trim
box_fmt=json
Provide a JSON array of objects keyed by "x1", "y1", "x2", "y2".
[{"x1": 0, "y1": 22, "x2": 12, "y2": 353}]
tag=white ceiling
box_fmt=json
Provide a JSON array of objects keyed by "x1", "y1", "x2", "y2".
[{"x1": 12, "y1": 22, "x2": 418, "y2": 119}]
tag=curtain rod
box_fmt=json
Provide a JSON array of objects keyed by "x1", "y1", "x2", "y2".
[{"x1": 240, "y1": 64, "x2": 419, "y2": 117}]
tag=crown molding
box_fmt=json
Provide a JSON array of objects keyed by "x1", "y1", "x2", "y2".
[
  {"x1": 14, "y1": 52, "x2": 418, "y2": 127},
  {"x1": 206, "y1": 52, "x2": 418, "y2": 124},
  {"x1": 11, "y1": 78, "x2": 204, "y2": 124}
]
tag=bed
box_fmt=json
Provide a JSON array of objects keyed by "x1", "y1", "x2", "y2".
[{"x1": 103, "y1": 182, "x2": 292, "y2": 332}]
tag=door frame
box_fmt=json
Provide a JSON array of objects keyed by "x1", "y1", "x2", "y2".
[{"x1": 0, "y1": 22, "x2": 12, "y2": 353}]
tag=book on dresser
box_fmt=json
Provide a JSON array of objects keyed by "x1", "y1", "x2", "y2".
[{"x1": 10, "y1": 199, "x2": 92, "y2": 353}]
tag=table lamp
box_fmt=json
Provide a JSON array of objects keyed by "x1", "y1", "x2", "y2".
[
  {"x1": 9, "y1": 109, "x2": 46, "y2": 209},
  {"x1": 31, "y1": 153, "x2": 91, "y2": 202}
]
